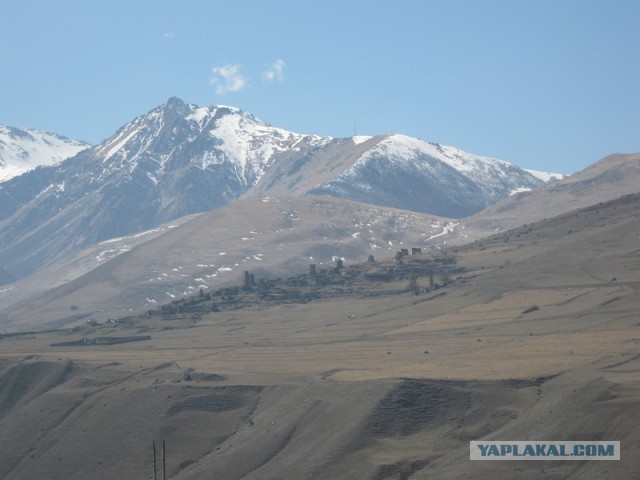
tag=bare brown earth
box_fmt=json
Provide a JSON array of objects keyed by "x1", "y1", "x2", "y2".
[
  {"x1": 460, "y1": 152, "x2": 640, "y2": 240},
  {"x1": 0, "y1": 193, "x2": 639, "y2": 478},
  {"x1": 0, "y1": 195, "x2": 458, "y2": 332}
]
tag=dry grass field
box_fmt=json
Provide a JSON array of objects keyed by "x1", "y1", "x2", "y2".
[{"x1": 0, "y1": 193, "x2": 639, "y2": 478}]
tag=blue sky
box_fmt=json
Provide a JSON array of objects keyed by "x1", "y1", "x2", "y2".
[{"x1": 1, "y1": 0, "x2": 638, "y2": 173}]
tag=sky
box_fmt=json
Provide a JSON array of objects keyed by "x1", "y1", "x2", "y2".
[{"x1": 1, "y1": 0, "x2": 638, "y2": 173}]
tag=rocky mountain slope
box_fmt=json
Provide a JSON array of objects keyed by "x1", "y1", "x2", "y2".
[
  {"x1": 247, "y1": 133, "x2": 543, "y2": 217},
  {"x1": 0, "y1": 99, "x2": 329, "y2": 279},
  {"x1": 0, "y1": 98, "x2": 542, "y2": 282}
]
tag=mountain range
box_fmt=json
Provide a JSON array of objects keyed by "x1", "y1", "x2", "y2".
[
  {"x1": 0, "y1": 97, "x2": 544, "y2": 283},
  {"x1": 2, "y1": 149, "x2": 636, "y2": 331}
]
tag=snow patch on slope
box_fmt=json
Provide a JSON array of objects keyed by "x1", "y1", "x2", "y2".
[
  {"x1": 352, "y1": 136, "x2": 372, "y2": 145},
  {"x1": 524, "y1": 168, "x2": 568, "y2": 182}
]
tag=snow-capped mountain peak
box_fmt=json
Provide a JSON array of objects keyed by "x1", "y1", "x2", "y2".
[
  {"x1": 93, "y1": 97, "x2": 331, "y2": 186},
  {"x1": 0, "y1": 125, "x2": 89, "y2": 181}
]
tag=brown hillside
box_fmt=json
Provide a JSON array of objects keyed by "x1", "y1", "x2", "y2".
[{"x1": 0, "y1": 192, "x2": 638, "y2": 478}]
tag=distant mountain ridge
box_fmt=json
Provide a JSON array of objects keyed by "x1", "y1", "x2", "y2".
[
  {"x1": 461, "y1": 152, "x2": 640, "y2": 235},
  {"x1": 300, "y1": 134, "x2": 542, "y2": 216},
  {"x1": 0, "y1": 125, "x2": 88, "y2": 181},
  {"x1": 0, "y1": 97, "x2": 543, "y2": 282}
]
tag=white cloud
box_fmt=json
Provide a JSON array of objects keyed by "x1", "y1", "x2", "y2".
[
  {"x1": 162, "y1": 32, "x2": 175, "y2": 39},
  {"x1": 210, "y1": 64, "x2": 247, "y2": 95},
  {"x1": 262, "y1": 59, "x2": 286, "y2": 83}
]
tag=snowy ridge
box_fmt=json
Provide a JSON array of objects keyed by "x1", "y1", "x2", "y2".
[
  {"x1": 0, "y1": 125, "x2": 88, "y2": 181},
  {"x1": 192, "y1": 105, "x2": 331, "y2": 184},
  {"x1": 308, "y1": 133, "x2": 544, "y2": 217},
  {"x1": 346, "y1": 134, "x2": 528, "y2": 183},
  {"x1": 94, "y1": 99, "x2": 331, "y2": 187}
]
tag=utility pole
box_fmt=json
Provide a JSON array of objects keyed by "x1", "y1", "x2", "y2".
[
  {"x1": 162, "y1": 440, "x2": 166, "y2": 480},
  {"x1": 152, "y1": 441, "x2": 157, "y2": 480},
  {"x1": 152, "y1": 440, "x2": 166, "y2": 480}
]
